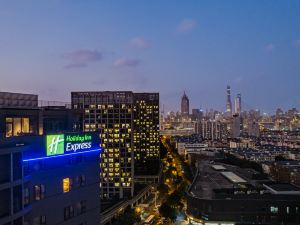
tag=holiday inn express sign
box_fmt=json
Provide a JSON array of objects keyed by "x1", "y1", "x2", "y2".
[{"x1": 46, "y1": 133, "x2": 99, "y2": 157}]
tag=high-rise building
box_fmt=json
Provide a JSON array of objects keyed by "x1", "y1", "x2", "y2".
[
  {"x1": 71, "y1": 91, "x2": 134, "y2": 200},
  {"x1": 133, "y1": 93, "x2": 160, "y2": 175},
  {"x1": 181, "y1": 92, "x2": 189, "y2": 116},
  {"x1": 235, "y1": 94, "x2": 242, "y2": 115},
  {"x1": 226, "y1": 85, "x2": 232, "y2": 115},
  {"x1": 232, "y1": 114, "x2": 243, "y2": 138},
  {"x1": 196, "y1": 120, "x2": 226, "y2": 140},
  {"x1": 71, "y1": 91, "x2": 160, "y2": 200}
]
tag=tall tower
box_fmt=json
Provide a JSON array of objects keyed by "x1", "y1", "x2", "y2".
[
  {"x1": 235, "y1": 94, "x2": 242, "y2": 115},
  {"x1": 226, "y1": 85, "x2": 232, "y2": 115},
  {"x1": 181, "y1": 91, "x2": 189, "y2": 115}
]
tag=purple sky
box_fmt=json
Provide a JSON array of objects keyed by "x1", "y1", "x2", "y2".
[{"x1": 0, "y1": 0, "x2": 300, "y2": 113}]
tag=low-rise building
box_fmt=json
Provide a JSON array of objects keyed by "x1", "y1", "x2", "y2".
[{"x1": 187, "y1": 161, "x2": 300, "y2": 225}]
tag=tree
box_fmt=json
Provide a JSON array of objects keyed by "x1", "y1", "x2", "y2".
[
  {"x1": 159, "y1": 203, "x2": 177, "y2": 222},
  {"x1": 112, "y1": 207, "x2": 140, "y2": 225},
  {"x1": 275, "y1": 155, "x2": 286, "y2": 161},
  {"x1": 166, "y1": 190, "x2": 182, "y2": 208},
  {"x1": 160, "y1": 140, "x2": 168, "y2": 158},
  {"x1": 158, "y1": 183, "x2": 169, "y2": 196}
]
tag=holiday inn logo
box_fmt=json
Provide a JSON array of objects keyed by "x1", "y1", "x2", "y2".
[{"x1": 46, "y1": 134, "x2": 65, "y2": 156}]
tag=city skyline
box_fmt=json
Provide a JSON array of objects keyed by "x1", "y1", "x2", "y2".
[{"x1": 1, "y1": 1, "x2": 300, "y2": 112}]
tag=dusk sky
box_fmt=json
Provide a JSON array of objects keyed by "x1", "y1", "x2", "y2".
[{"x1": 1, "y1": 0, "x2": 300, "y2": 113}]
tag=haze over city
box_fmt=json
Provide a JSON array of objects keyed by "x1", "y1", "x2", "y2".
[{"x1": 1, "y1": 0, "x2": 300, "y2": 113}]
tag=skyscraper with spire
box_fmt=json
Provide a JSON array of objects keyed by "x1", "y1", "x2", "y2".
[
  {"x1": 226, "y1": 85, "x2": 232, "y2": 115},
  {"x1": 181, "y1": 91, "x2": 189, "y2": 116}
]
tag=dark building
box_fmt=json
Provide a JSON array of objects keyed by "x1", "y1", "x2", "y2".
[
  {"x1": 40, "y1": 106, "x2": 81, "y2": 134},
  {"x1": 0, "y1": 142, "x2": 30, "y2": 225},
  {"x1": 187, "y1": 161, "x2": 300, "y2": 225},
  {"x1": 181, "y1": 92, "x2": 189, "y2": 116},
  {"x1": 191, "y1": 109, "x2": 203, "y2": 121},
  {"x1": 0, "y1": 133, "x2": 101, "y2": 225},
  {"x1": 0, "y1": 92, "x2": 101, "y2": 225}
]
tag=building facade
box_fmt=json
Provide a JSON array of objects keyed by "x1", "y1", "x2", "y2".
[
  {"x1": 71, "y1": 91, "x2": 134, "y2": 200},
  {"x1": 0, "y1": 92, "x2": 101, "y2": 225},
  {"x1": 0, "y1": 133, "x2": 101, "y2": 225},
  {"x1": 133, "y1": 93, "x2": 160, "y2": 175},
  {"x1": 181, "y1": 92, "x2": 189, "y2": 116},
  {"x1": 71, "y1": 91, "x2": 160, "y2": 200},
  {"x1": 234, "y1": 94, "x2": 242, "y2": 115}
]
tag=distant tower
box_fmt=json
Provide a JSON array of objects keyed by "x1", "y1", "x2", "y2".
[
  {"x1": 226, "y1": 85, "x2": 232, "y2": 115},
  {"x1": 235, "y1": 94, "x2": 242, "y2": 115},
  {"x1": 181, "y1": 91, "x2": 189, "y2": 115}
]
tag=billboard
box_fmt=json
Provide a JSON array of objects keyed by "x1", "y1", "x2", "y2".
[{"x1": 46, "y1": 133, "x2": 98, "y2": 157}]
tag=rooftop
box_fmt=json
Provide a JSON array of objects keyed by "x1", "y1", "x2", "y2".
[
  {"x1": 189, "y1": 160, "x2": 300, "y2": 200},
  {"x1": 221, "y1": 171, "x2": 247, "y2": 184}
]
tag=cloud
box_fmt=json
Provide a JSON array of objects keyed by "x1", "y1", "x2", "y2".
[
  {"x1": 113, "y1": 58, "x2": 141, "y2": 68},
  {"x1": 63, "y1": 49, "x2": 103, "y2": 69},
  {"x1": 177, "y1": 18, "x2": 197, "y2": 33},
  {"x1": 130, "y1": 37, "x2": 151, "y2": 49},
  {"x1": 264, "y1": 43, "x2": 275, "y2": 52}
]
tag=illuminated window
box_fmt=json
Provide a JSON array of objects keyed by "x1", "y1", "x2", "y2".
[
  {"x1": 270, "y1": 206, "x2": 278, "y2": 214},
  {"x1": 5, "y1": 117, "x2": 30, "y2": 137},
  {"x1": 63, "y1": 178, "x2": 72, "y2": 193}
]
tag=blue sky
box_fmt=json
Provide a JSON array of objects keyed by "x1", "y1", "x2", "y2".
[{"x1": 0, "y1": 0, "x2": 300, "y2": 113}]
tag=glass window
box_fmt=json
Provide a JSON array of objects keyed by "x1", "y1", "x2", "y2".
[
  {"x1": 5, "y1": 118, "x2": 12, "y2": 137},
  {"x1": 33, "y1": 216, "x2": 46, "y2": 225},
  {"x1": 34, "y1": 184, "x2": 45, "y2": 201},
  {"x1": 78, "y1": 200, "x2": 86, "y2": 215},
  {"x1": 270, "y1": 206, "x2": 279, "y2": 214},
  {"x1": 5, "y1": 117, "x2": 30, "y2": 137},
  {"x1": 64, "y1": 206, "x2": 74, "y2": 221},
  {"x1": 22, "y1": 118, "x2": 29, "y2": 133},
  {"x1": 13, "y1": 118, "x2": 21, "y2": 136},
  {"x1": 77, "y1": 175, "x2": 86, "y2": 187},
  {"x1": 24, "y1": 188, "x2": 30, "y2": 205},
  {"x1": 63, "y1": 178, "x2": 71, "y2": 193}
]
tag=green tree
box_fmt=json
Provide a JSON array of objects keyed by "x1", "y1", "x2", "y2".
[
  {"x1": 159, "y1": 203, "x2": 177, "y2": 222},
  {"x1": 112, "y1": 207, "x2": 140, "y2": 225},
  {"x1": 158, "y1": 183, "x2": 169, "y2": 196}
]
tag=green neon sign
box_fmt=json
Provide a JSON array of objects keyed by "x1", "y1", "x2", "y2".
[{"x1": 46, "y1": 134, "x2": 65, "y2": 156}]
